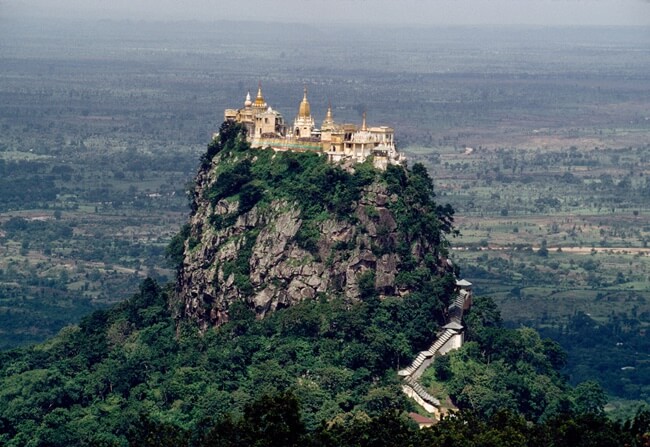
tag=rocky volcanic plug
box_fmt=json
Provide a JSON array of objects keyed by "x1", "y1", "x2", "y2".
[{"x1": 173, "y1": 122, "x2": 456, "y2": 330}]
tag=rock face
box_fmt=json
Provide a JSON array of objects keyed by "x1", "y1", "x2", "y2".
[{"x1": 173, "y1": 137, "x2": 451, "y2": 331}]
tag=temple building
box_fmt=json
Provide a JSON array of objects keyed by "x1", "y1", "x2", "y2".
[
  {"x1": 223, "y1": 84, "x2": 287, "y2": 139},
  {"x1": 223, "y1": 85, "x2": 405, "y2": 170},
  {"x1": 293, "y1": 87, "x2": 315, "y2": 139}
]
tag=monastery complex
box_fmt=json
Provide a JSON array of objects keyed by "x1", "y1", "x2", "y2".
[{"x1": 224, "y1": 84, "x2": 405, "y2": 170}]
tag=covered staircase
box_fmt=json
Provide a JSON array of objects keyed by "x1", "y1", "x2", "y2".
[{"x1": 399, "y1": 279, "x2": 472, "y2": 419}]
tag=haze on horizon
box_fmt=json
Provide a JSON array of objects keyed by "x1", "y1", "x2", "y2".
[{"x1": 2, "y1": 0, "x2": 650, "y2": 26}]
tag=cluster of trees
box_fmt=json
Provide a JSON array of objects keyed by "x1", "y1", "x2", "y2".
[
  {"x1": 0, "y1": 276, "x2": 443, "y2": 444},
  {"x1": 437, "y1": 297, "x2": 607, "y2": 422},
  {"x1": 538, "y1": 311, "x2": 650, "y2": 402},
  {"x1": 457, "y1": 246, "x2": 649, "y2": 405},
  {"x1": 2, "y1": 217, "x2": 74, "y2": 246},
  {"x1": 0, "y1": 212, "x2": 172, "y2": 348},
  {"x1": 0, "y1": 160, "x2": 58, "y2": 210},
  {"x1": 383, "y1": 162, "x2": 457, "y2": 259},
  {"x1": 1, "y1": 277, "x2": 647, "y2": 446},
  {"x1": 130, "y1": 392, "x2": 650, "y2": 446},
  {"x1": 0, "y1": 283, "x2": 97, "y2": 349}
]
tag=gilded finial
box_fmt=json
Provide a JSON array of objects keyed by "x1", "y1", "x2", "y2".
[
  {"x1": 254, "y1": 82, "x2": 266, "y2": 107},
  {"x1": 326, "y1": 101, "x2": 333, "y2": 121},
  {"x1": 298, "y1": 85, "x2": 311, "y2": 118}
]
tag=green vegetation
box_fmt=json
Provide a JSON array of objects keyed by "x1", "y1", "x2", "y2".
[
  {"x1": 537, "y1": 311, "x2": 650, "y2": 404},
  {"x1": 440, "y1": 297, "x2": 575, "y2": 421},
  {"x1": 0, "y1": 275, "x2": 434, "y2": 444},
  {"x1": 194, "y1": 398, "x2": 650, "y2": 447},
  {"x1": 1, "y1": 278, "x2": 648, "y2": 446},
  {"x1": 0, "y1": 161, "x2": 58, "y2": 209}
]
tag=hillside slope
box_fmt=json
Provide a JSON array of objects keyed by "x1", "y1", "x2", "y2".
[{"x1": 172, "y1": 121, "x2": 457, "y2": 330}]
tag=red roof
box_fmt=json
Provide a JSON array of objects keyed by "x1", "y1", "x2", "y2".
[{"x1": 409, "y1": 412, "x2": 435, "y2": 425}]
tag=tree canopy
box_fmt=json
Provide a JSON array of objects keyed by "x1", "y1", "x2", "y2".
[{"x1": 0, "y1": 280, "x2": 646, "y2": 446}]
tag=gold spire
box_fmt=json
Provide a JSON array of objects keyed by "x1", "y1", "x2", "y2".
[
  {"x1": 254, "y1": 81, "x2": 266, "y2": 108},
  {"x1": 322, "y1": 101, "x2": 334, "y2": 130},
  {"x1": 361, "y1": 111, "x2": 368, "y2": 131},
  {"x1": 298, "y1": 86, "x2": 311, "y2": 118},
  {"x1": 325, "y1": 101, "x2": 333, "y2": 122}
]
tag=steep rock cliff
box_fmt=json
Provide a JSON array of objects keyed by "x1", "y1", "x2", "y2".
[{"x1": 173, "y1": 122, "x2": 456, "y2": 330}]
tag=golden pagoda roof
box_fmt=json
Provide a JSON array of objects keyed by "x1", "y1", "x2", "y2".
[
  {"x1": 254, "y1": 82, "x2": 267, "y2": 108},
  {"x1": 298, "y1": 87, "x2": 311, "y2": 118},
  {"x1": 324, "y1": 102, "x2": 333, "y2": 122},
  {"x1": 321, "y1": 101, "x2": 334, "y2": 130}
]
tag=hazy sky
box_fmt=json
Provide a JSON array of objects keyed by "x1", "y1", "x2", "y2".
[{"x1": 2, "y1": 0, "x2": 650, "y2": 26}]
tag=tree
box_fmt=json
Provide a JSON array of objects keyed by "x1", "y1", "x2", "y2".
[
  {"x1": 573, "y1": 381, "x2": 607, "y2": 415},
  {"x1": 433, "y1": 354, "x2": 452, "y2": 381},
  {"x1": 244, "y1": 392, "x2": 304, "y2": 444},
  {"x1": 538, "y1": 239, "x2": 549, "y2": 257},
  {"x1": 128, "y1": 413, "x2": 188, "y2": 447},
  {"x1": 202, "y1": 121, "x2": 248, "y2": 166},
  {"x1": 165, "y1": 224, "x2": 190, "y2": 271}
]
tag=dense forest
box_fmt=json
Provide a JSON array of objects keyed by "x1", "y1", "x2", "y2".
[{"x1": 1, "y1": 278, "x2": 648, "y2": 446}]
